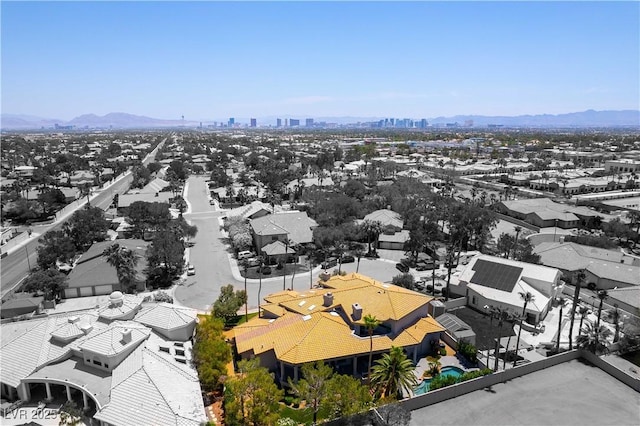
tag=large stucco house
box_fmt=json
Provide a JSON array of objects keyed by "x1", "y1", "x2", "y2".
[{"x1": 232, "y1": 273, "x2": 445, "y2": 384}]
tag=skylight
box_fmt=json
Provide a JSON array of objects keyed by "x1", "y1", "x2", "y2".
[
  {"x1": 298, "y1": 301, "x2": 306, "y2": 307},
  {"x1": 308, "y1": 305, "x2": 316, "y2": 310},
  {"x1": 302, "y1": 315, "x2": 312, "y2": 321}
]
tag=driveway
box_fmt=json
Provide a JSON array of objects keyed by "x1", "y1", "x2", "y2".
[{"x1": 174, "y1": 176, "x2": 416, "y2": 313}]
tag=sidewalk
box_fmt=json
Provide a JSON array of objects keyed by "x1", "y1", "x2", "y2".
[{"x1": 2, "y1": 172, "x2": 132, "y2": 258}]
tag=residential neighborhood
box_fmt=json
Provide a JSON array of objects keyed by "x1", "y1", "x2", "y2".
[{"x1": 1, "y1": 125, "x2": 639, "y2": 425}]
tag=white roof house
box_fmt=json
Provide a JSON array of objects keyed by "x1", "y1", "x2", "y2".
[
  {"x1": 0, "y1": 293, "x2": 205, "y2": 425},
  {"x1": 454, "y1": 255, "x2": 562, "y2": 324}
]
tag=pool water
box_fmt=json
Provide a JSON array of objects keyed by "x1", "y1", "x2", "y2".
[{"x1": 414, "y1": 366, "x2": 465, "y2": 395}]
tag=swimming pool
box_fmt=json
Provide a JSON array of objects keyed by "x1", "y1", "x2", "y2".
[{"x1": 414, "y1": 366, "x2": 465, "y2": 395}]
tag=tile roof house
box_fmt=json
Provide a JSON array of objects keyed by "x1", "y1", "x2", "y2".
[
  {"x1": 64, "y1": 240, "x2": 149, "y2": 298},
  {"x1": 250, "y1": 211, "x2": 318, "y2": 250},
  {"x1": 232, "y1": 273, "x2": 445, "y2": 384},
  {"x1": 496, "y1": 198, "x2": 601, "y2": 229},
  {"x1": 533, "y1": 242, "x2": 640, "y2": 290},
  {"x1": 0, "y1": 293, "x2": 205, "y2": 425},
  {"x1": 452, "y1": 254, "x2": 562, "y2": 325},
  {"x1": 362, "y1": 209, "x2": 404, "y2": 230}
]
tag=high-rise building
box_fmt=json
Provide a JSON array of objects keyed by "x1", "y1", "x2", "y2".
[
  {"x1": 250, "y1": 118, "x2": 257, "y2": 127},
  {"x1": 290, "y1": 119, "x2": 300, "y2": 127},
  {"x1": 276, "y1": 118, "x2": 282, "y2": 128},
  {"x1": 419, "y1": 119, "x2": 428, "y2": 129},
  {"x1": 285, "y1": 119, "x2": 289, "y2": 127},
  {"x1": 305, "y1": 118, "x2": 314, "y2": 127},
  {"x1": 228, "y1": 117, "x2": 235, "y2": 127}
]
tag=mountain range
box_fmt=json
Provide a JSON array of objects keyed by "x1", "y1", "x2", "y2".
[{"x1": 1, "y1": 110, "x2": 639, "y2": 130}]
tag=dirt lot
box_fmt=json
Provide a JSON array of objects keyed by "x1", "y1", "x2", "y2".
[{"x1": 410, "y1": 359, "x2": 640, "y2": 426}]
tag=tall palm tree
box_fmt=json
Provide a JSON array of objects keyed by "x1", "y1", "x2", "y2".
[
  {"x1": 257, "y1": 255, "x2": 264, "y2": 318},
  {"x1": 370, "y1": 346, "x2": 417, "y2": 400},
  {"x1": 361, "y1": 220, "x2": 382, "y2": 255},
  {"x1": 513, "y1": 291, "x2": 534, "y2": 367},
  {"x1": 606, "y1": 304, "x2": 622, "y2": 343},
  {"x1": 576, "y1": 320, "x2": 612, "y2": 354},
  {"x1": 596, "y1": 290, "x2": 609, "y2": 331},
  {"x1": 556, "y1": 296, "x2": 567, "y2": 352},
  {"x1": 103, "y1": 243, "x2": 139, "y2": 293},
  {"x1": 510, "y1": 226, "x2": 522, "y2": 259},
  {"x1": 364, "y1": 314, "x2": 380, "y2": 385},
  {"x1": 568, "y1": 270, "x2": 585, "y2": 350}
]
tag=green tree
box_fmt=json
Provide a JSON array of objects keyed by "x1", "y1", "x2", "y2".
[
  {"x1": 125, "y1": 201, "x2": 171, "y2": 238},
  {"x1": 323, "y1": 373, "x2": 372, "y2": 420},
  {"x1": 146, "y1": 227, "x2": 185, "y2": 287},
  {"x1": 22, "y1": 268, "x2": 68, "y2": 301},
  {"x1": 192, "y1": 317, "x2": 231, "y2": 392},
  {"x1": 289, "y1": 361, "x2": 333, "y2": 426},
  {"x1": 370, "y1": 346, "x2": 417, "y2": 400},
  {"x1": 64, "y1": 206, "x2": 109, "y2": 251},
  {"x1": 103, "y1": 243, "x2": 140, "y2": 293},
  {"x1": 375, "y1": 402, "x2": 412, "y2": 426},
  {"x1": 36, "y1": 230, "x2": 76, "y2": 270},
  {"x1": 212, "y1": 284, "x2": 248, "y2": 326},
  {"x1": 225, "y1": 359, "x2": 283, "y2": 426},
  {"x1": 391, "y1": 273, "x2": 415, "y2": 290},
  {"x1": 37, "y1": 187, "x2": 66, "y2": 216}
]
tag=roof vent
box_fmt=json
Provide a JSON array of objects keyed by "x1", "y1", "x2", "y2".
[
  {"x1": 121, "y1": 329, "x2": 132, "y2": 344},
  {"x1": 352, "y1": 303, "x2": 363, "y2": 321},
  {"x1": 68, "y1": 316, "x2": 80, "y2": 324},
  {"x1": 79, "y1": 323, "x2": 93, "y2": 335},
  {"x1": 323, "y1": 292, "x2": 334, "y2": 307}
]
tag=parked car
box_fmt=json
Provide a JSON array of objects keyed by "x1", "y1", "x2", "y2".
[
  {"x1": 395, "y1": 263, "x2": 410, "y2": 273},
  {"x1": 238, "y1": 250, "x2": 253, "y2": 260},
  {"x1": 187, "y1": 264, "x2": 196, "y2": 276},
  {"x1": 416, "y1": 260, "x2": 438, "y2": 271},
  {"x1": 246, "y1": 257, "x2": 261, "y2": 267},
  {"x1": 322, "y1": 257, "x2": 338, "y2": 269},
  {"x1": 341, "y1": 255, "x2": 355, "y2": 264}
]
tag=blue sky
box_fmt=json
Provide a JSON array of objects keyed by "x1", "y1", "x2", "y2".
[{"x1": 2, "y1": 1, "x2": 639, "y2": 121}]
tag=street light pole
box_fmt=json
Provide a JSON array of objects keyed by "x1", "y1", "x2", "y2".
[{"x1": 553, "y1": 219, "x2": 558, "y2": 242}]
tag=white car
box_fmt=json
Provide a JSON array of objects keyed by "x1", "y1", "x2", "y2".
[{"x1": 187, "y1": 264, "x2": 196, "y2": 276}]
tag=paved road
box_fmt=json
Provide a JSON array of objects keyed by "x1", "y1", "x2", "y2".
[
  {"x1": 0, "y1": 137, "x2": 168, "y2": 299},
  {"x1": 174, "y1": 176, "x2": 402, "y2": 312}
]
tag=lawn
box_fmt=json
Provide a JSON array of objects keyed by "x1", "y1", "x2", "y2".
[{"x1": 450, "y1": 307, "x2": 516, "y2": 351}]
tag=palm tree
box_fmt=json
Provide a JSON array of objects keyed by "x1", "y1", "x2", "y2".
[
  {"x1": 577, "y1": 306, "x2": 590, "y2": 338},
  {"x1": 361, "y1": 220, "x2": 382, "y2": 255},
  {"x1": 576, "y1": 320, "x2": 612, "y2": 354},
  {"x1": 370, "y1": 346, "x2": 417, "y2": 400},
  {"x1": 510, "y1": 226, "x2": 522, "y2": 259},
  {"x1": 103, "y1": 243, "x2": 139, "y2": 293},
  {"x1": 595, "y1": 290, "x2": 608, "y2": 331},
  {"x1": 364, "y1": 314, "x2": 380, "y2": 385},
  {"x1": 606, "y1": 304, "x2": 622, "y2": 343},
  {"x1": 257, "y1": 255, "x2": 264, "y2": 318},
  {"x1": 513, "y1": 291, "x2": 534, "y2": 367},
  {"x1": 352, "y1": 243, "x2": 365, "y2": 273},
  {"x1": 568, "y1": 270, "x2": 585, "y2": 350},
  {"x1": 80, "y1": 183, "x2": 92, "y2": 206},
  {"x1": 556, "y1": 296, "x2": 567, "y2": 352}
]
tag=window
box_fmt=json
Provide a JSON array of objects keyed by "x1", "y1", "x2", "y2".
[
  {"x1": 472, "y1": 296, "x2": 477, "y2": 305},
  {"x1": 104, "y1": 364, "x2": 109, "y2": 369},
  {"x1": 92, "y1": 359, "x2": 102, "y2": 366},
  {"x1": 272, "y1": 236, "x2": 279, "y2": 242}
]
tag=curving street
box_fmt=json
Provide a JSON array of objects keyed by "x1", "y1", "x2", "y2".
[{"x1": 174, "y1": 175, "x2": 401, "y2": 312}]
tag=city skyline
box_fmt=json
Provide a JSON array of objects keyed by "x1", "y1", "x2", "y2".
[{"x1": 2, "y1": 1, "x2": 639, "y2": 120}]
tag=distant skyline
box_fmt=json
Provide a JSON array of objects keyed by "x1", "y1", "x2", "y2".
[{"x1": 2, "y1": 1, "x2": 639, "y2": 121}]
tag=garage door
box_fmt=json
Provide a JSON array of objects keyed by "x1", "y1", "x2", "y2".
[
  {"x1": 94, "y1": 285, "x2": 113, "y2": 295},
  {"x1": 64, "y1": 288, "x2": 79, "y2": 298},
  {"x1": 79, "y1": 287, "x2": 93, "y2": 297}
]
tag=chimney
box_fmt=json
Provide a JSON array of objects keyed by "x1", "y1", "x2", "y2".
[
  {"x1": 323, "y1": 292, "x2": 334, "y2": 307},
  {"x1": 352, "y1": 303, "x2": 362, "y2": 321},
  {"x1": 68, "y1": 316, "x2": 80, "y2": 324},
  {"x1": 121, "y1": 329, "x2": 132, "y2": 344},
  {"x1": 79, "y1": 323, "x2": 93, "y2": 335}
]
